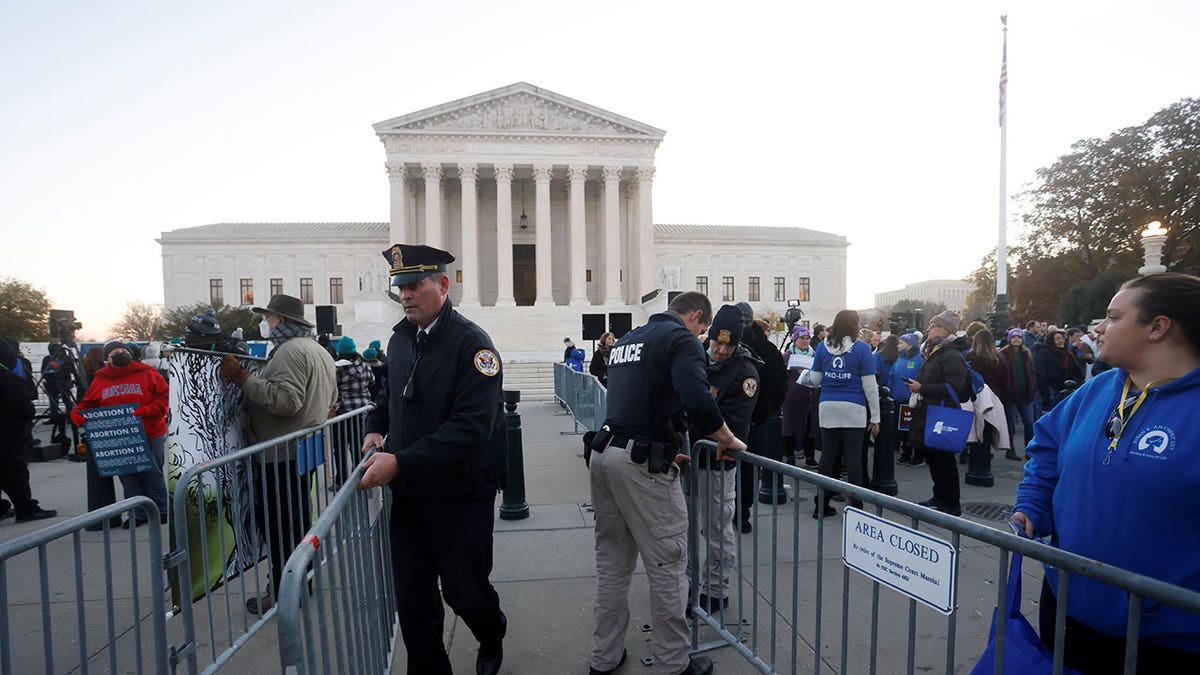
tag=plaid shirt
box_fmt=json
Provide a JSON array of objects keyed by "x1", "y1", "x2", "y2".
[{"x1": 335, "y1": 358, "x2": 375, "y2": 413}]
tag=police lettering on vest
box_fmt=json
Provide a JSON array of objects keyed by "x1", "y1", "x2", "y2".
[{"x1": 608, "y1": 342, "x2": 644, "y2": 366}]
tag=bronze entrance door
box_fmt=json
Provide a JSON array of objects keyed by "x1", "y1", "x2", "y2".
[{"x1": 513, "y1": 245, "x2": 536, "y2": 306}]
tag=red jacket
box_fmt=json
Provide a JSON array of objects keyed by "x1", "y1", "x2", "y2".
[{"x1": 72, "y1": 361, "x2": 170, "y2": 439}]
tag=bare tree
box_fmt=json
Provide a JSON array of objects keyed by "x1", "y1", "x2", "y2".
[{"x1": 110, "y1": 301, "x2": 164, "y2": 341}]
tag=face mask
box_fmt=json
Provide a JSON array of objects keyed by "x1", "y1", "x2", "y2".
[
  {"x1": 259, "y1": 319, "x2": 271, "y2": 338},
  {"x1": 111, "y1": 353, "x2": 132, "y2": 368}
]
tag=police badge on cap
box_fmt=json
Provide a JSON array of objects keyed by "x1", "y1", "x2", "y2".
[
  {"x1": 382, "y1": 244, "x2": 456, "y2": 286},
  {"x1": 708, "y1": 305, "x2": 745, "y2": 346}
]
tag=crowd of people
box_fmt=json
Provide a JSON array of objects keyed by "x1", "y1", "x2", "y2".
[{"x1": 4, "y1": 253, "x2": 1197, "y2": 672}]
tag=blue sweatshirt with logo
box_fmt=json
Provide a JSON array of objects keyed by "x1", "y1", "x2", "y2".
[{"x1": 1014, "y1": 366, "x2": 1200, "y2": 649}]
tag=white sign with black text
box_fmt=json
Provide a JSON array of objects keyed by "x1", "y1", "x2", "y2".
[{"x1": 842, "y1": 507, "x2": 957, "y2": 614}]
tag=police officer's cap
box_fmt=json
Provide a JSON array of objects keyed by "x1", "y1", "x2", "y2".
[
  {"x1": 709, "y1": 305, "x2": 745, "y2": 346},
  {"x1": 382, "y1": 244, "x2": 455, "y2": 286}
]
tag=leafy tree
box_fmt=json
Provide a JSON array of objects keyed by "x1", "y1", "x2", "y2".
[
  {"x1": 0, "y1": 277, "x2": 52, "y2": 340},
  {"x1": 110, "y1": 302, "x2": 164, "y2": 341},
  {"x1": 882, "y1": 299, "x2": 946, "y2": 334},
  {"x1": 963, "y1": 249, "x2": 998, "y2": 323},
  {"x1": 967, "y1": 97, "x2": 1199, "y2": 324},
  {"x1": 161, "y1": 302, "x2": 261, "y2": 341},
  {"x1": 1061, "y1": 271, "x2": 1130, "y2": 327}
]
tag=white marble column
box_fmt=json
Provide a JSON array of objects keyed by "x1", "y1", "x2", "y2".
[
  {"x1": 458, "y1": 163, "x2": 480, "y2": 306},
  {"x1": 493, "y1": 164, "x2": 516, "y2": 306},
  {"x1": 421, "y1": 163, "x2": 443, "y2": 248},
  {"x1": 386, "y1": 161, "x2": 411, "y2": 244},
  {"x1": 568, "y1": 165, "x2": 589, "y2": 306},
  {"x1": 533, "y1": 163, "x2": 554, "y2": 306},
  {"x1": 602, "y1": 166, "x2": 623, "y2": 305},
  {"x1": 636, "y1": 166, "x2": 657, "y2": 298}
]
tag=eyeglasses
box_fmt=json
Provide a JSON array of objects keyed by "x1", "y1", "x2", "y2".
[{"x1": 1103, "y1": 395, "x2": 1140, "y2": 440}]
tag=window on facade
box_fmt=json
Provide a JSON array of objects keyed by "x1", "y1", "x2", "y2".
[
  {"x1": 209, "y1": 279, "x2": 223, "y2": 306},
  {"x1": 696, "y1": 276, "x2": 708, "y2": 296},
  {"x1": 270, "y1": 278, "x2": 283, "y2": 297},
  {"x1": 722, "y1": 276, "x2": 734, "y2": 302},
  {"x1": 300, "y1": 277, "x2": 313, "y2": 304},
  {"x1": 239, "y1": 278, "x2": 254, "y2": 306},
  {"x1": 774, "y1": 277, "x2": 786, "y2": 302},
  {"x1": 797, "y1": 277, "x2": 811, "y2": 302},
  {"x1": 329, "y1": 277, "x2": 343, "y2": 304},
  {"x1": 748, "y1": 276, "x2": 760, "y2": 302}
]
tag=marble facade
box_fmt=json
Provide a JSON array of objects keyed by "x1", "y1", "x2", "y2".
[{"x1": 159, "y1": 83, "x2": 849, "y2": 353}]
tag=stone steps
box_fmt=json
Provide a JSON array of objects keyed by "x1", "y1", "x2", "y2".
[{"x1": 503, "y1": 360, "x2": 556, "y2": 402}]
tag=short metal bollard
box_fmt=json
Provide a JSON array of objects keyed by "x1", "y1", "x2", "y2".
[
  {"x1": 871, "y1": 388, "x2": 898, "y2": 495},
  {"x1": 499, "y1": 389, "x2": 530, "y2": 520}
]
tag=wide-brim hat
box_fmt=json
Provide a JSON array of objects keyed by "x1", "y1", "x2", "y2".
[
  {"x1": 252, "y1": 294, "x2": 314, "y2": 327},
  {"x1": 383, "y1": 243, "x2": 455, "y2": 286}
]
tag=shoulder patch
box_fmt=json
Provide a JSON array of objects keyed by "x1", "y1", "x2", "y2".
[
  {"x1": 742, "y1": 377, "x2": 758, "y2": 398},
  {"x1": 473, "y1": 349, "x2": 500, "y2": 377}
]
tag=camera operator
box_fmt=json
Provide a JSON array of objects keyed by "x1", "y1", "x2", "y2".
[
  {"x1": 0, "y1": 338, "x2": 58, "y2": 523},
  {"x1": 41, "y1": 343, "x2": 76, "y2": 443}
]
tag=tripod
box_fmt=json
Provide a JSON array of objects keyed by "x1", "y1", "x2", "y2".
[{"x1": 49, "y1": 322, "x2": 91, "y2": 461}]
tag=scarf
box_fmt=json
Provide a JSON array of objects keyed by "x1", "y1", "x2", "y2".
[{"x1": 269, "y1": 321, "x2": 314, "y2": 348}]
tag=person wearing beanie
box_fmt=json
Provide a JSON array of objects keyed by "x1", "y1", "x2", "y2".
[
  {"x1": 332, "y1": 336, "x2": 374, "y2": 488},
  {"x1": 781, "y1": 323, "x2": 820, "y2": 468},
  {"x1": 367, "y1": 339, "x2": 386, "y2": 362},
  {"x1": 903, "y1": 312, "x2": 972, "y2": 516},
  {"x1": 889, "y1": 332, "x2": 924, "y2": 463},
  {"x1": 0, "y1": 338, "x2": 58, "y2": 522},
  {"x1": 361, "y1": 347, "x2": 386, "y2": 399},
  {"x1": 688, "y1": 305, "x2": 761, "y2": 612},
  {"x1": 71, "y1": 340, "x2": 169, "y2": 528},
  {"x1": 929, "y1": 309, "x2": 962, "y2": 336}
]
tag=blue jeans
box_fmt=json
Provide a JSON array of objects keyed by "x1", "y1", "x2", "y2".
[
  {"x1": 1004, "y1": 401, "x2": 1035, "y2": 452},
  {"x1": 117, "y1": 434, "x2": 169, "y2": 523}
]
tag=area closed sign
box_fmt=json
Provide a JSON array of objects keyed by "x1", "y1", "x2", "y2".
[{"x1": 842, "y1": 507, "x2": 957, "y2": 614}]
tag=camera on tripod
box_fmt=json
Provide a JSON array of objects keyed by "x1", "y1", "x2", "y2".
[{"x1": 49, "y1": 309, "x2": 83, "y2": 346}]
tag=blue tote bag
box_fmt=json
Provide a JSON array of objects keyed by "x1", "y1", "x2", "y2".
[
  {"x1": 971, "y1": 552, "x2": 1081, "y2": 675},
  {"x1": 923, "y1": 385, "x2": 972, "y2": 453}
]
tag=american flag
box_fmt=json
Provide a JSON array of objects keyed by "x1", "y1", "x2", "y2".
[{"x1": 999, "y1": 28, "x2": 1008, "y2": 127}]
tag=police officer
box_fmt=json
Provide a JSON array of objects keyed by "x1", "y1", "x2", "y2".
[
  {"x1": 687, "y1": 305, "x2": 760, "y2": 617},
  {"x1": 588, "y1": 291, "x2": 747, "y2": 675},
  {"x1": 358, "y1": 244, "x2": 508, "y2": 675}
]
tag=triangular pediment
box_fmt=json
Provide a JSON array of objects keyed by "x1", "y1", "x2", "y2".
[{"x1": 373, "y1": 82, "x2": 665, "y2": 139}]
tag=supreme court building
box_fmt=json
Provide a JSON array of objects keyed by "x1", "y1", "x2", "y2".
[{"x1": 160, "y1": 83, "x2": 848, "y2": 353}]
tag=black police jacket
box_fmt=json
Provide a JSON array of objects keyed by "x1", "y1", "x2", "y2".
[
  {"x1": 603, "y1": 312, "x2": 723, "y2": 443},
  {"x1": 744, "y1": 329, "x2": 787, "y2": 423},
  {"x1": 692, "y1": 344, "x2": 759, "y2": 468},
  {"x1": 365, "y1": 298, "x2": 507, "y2": 500}
]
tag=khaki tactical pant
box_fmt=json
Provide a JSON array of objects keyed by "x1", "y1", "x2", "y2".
[
  {"x1": 685, "y1": 465, "x2": 737, "y2": 601},
  {"x1": 590, "y1": 444, "x2": 690, "y2": 674}
]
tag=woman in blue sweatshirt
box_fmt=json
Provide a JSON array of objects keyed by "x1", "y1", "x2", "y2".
[
  {"x1": 801, "y1": 310, "x2": 879, "y2": 517},
  {"x1": 1012, "y1": 273, "x2": 1200, "y2": 672}
]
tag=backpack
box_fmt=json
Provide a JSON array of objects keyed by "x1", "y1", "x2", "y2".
[{"x1": 43, "y1": 359, "x2": 63, "y2": 376}]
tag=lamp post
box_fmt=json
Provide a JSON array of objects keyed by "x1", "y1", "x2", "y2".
[{"x1": 1138, "y1": 221, "x2": 1169, "y2": 276}]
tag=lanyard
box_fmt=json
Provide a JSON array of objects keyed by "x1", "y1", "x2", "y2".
[{"x1": 1103, "y1": 376, "x2": 1175, "y2": 464}]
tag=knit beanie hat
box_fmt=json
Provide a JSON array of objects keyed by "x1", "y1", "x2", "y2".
[
  {"x1": 708, "y1": 305, "x2": 745, "y2": 346},
  {"x1": 899, "y1": 332, "x2": 921, "y2": 349},
  {"x1": 336, "y1": 337, "x2": 357, "y2": 355},
  {"x1": 791, "y1": 324, "x2": 811, "y2": 340},
  {"x1": 102, "y1": 340, "x2": 126, "y2": 359},
  {"x1": 368, "y1": 340, "x2": 382, "y2": 350},
  {"x1": 363, "y1": 347, "x2": 379, "y2": 360},
  {"x1": 1007, "y1": 327, "x2": 1024, "y2": 342},
  {"x1": 929, "y1": 310, "x2": 961, "y2": 334}
]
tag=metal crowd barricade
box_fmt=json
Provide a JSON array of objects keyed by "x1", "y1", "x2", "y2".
[
  {"x1": 168, "y1": 406, "x2": 373, "y2": 675},
  {"x1": 276, "y1": 450, "x2": 397, "y2": 674},
  {"x1": 0, "y1": 497, "x2": 168, "y2": 675},
  {"x1": 552, "y1": 362, "x2": 606, "y2": 433},
  {"x1": 685, "y1": 440, "x2": 1200, "y2": 675}
]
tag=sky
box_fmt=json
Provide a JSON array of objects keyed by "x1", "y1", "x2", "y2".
[{"x1": 2, "y1": 0, "x2": 1197, "y2": 339}]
